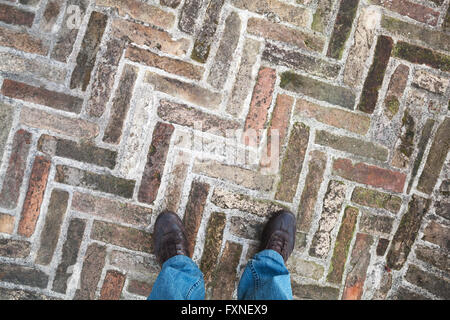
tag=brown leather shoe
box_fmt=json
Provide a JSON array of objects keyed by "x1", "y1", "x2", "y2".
[
  {"x1": 153, "y1": 211, "x2": 190, "y2": 265},
  {"x1": 260, "y1": 210, "x2": 296, "y2": 262}
]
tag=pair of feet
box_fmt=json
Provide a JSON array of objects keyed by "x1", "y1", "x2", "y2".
[{"x1": 154, "y1": 210, "x2": 296, "y2": 265}]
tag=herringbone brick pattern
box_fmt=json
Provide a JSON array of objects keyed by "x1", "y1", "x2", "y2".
[{"x1": 0, "y1": 0, "x2": 449, "y2": 300}]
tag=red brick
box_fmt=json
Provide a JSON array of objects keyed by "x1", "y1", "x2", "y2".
[
  {"x1": 0, "y1": 102, "x2": 13, "y2": 159},
  {"x1": 1, "y1": 79, "x2": 83, "y2": 113},
  {"x1": 357, "y1": 35, "x2": 394, "y2": 114},
  {"x1": 0, "y1": 27, "x2": 48, "y2": 55},
  {"x1": 351, "y1": 186, "x2": 402, "y2": 213},
  {"x1": 161, "y1": 0, "x2": 181, "y2": 8},
  {"x1": 207, "y1": 241, "x2": 242, "y2": 300},
  {"x1": 292, "y1": 282, "x2": 340, "y2": 300},
  {"x1": 0, "y1": 4, "x2": 34, "y2": 27},
  {"x1": 0, "y1": 52, "x2": 66, "y2": 83},
  {"x1": 127, "y1": 279, "x2": 153, "y2": 296},
  {"x1": 0, "y1": 238, "x2": 31, "y2": 258},
  {"x1": 384, "y1": 64, "x2": 410, "y2": 119},
  {"x1": 243, "y1": 67, "x2": 277, "y2": 147},
  {"x1": 309, "y1": 180, "x2": 347, "y2": 258},
  {"x1": 40, "y1": 0, "x2": 61, "y2": 33},
  {"x1": 193, "y1": 159, "x2": 274, "y2": 192},
  {"x1": 327, "y1": 206, "x2": 358, "y2": 284},
  {"x1": 417, "y1": 117, "x2": 450, "y2": 195},
  {"x1": 315, "y1": 130, "x2": 388, "y2": 162},
  {"x1": 190, "y1": 0, "x2": 225, "y2": 63},
  {"x1": 74, "y1": 243, "x2": 107, "y2": 300},
  {"x1": 38, "y1": 134, "x2": 117, "y2": 169},
  {"x1": 17, "y1": 156, "x2": 51, "y2": 238},
  {"x1": 146, "y1": 72, "x2": 222, "y2": 110},
  {"x1": 227, "y1": 38, "x2": 261, "y2": 117},
  {"x1": 370, "y1": 0, "x2": 439, "y2": 26},
  {"x1": 422, "y1": 221, "x2": 449, "y2": 251},
  {"x1": 55, "y1": 165, "x2": 135, "y2": 198},
  {"x1": 111, "y1": 18, "x2": 189, "y2": 57},
  {"x1": 405, "y1": 264, "x2": 450, "y2": 299},
  {"x1": 52, "y1": 218, "x2": 86, "y2": 293},
  {"x1": 100, "y1": 270, "x2": 126, "y2": 300},
  {"x1": 72, "y1": 192, "x2": 152, "y2": 228},
  {"x1": 96, "y1": 0, "x2": 175, "y2": 29},
  {"x1": 415, "y1": 245, "x2": 449, "y2": 272},
  {"x1": 297, "y1": 150, "x2": 327, "y2": 232},
  {"x1": 70, "y1": 11, "x2": 108, "y2": 91},
  {"x1": 86, "y1": 63, "x2": 118, "y2": 118},
  {"x1": 326, "y1": 0, "x2": 359, "y2": 59},
  {"x1": 359, "y1": 212, "x2": 393, "y2": 237},
  {"x1": 51, "y1": 0, "x2": 89, "y2": 62},
  {"x1": 263, "y1": 43, "x2": 340, "y2": 79},
  {"x1": 376, "y1": 238, "x2": 389, "y2": 256},
  {"x1": 20, "y1": 107, "x2": 99, "y2": 140},
  {"x1": 103, "y1": 64, "x2": 138, "y2": 144},
  {"x1": 90, "y1": 220, "x2": 153, "y2": 254},
  {"x1": 247, "y1": 17, "x2": 324, "y2": 52},
  {"x1": 343, "y1": 7, "x2": 380, "y2": 88},
  {"x1": 342, "y1": 233, "x2": 373, "y2": 300},
  {"x1": 260, "y1": 94, "x2": 294, "y2": 169},
  {"x1": 386, "y1": 195, "x2": 430, "y2": 270},
  {"x1": 275, "y1": 122, "x2": 310, "y2": 202},
  {"x1": 393, "y1": 41, "x2": 450, "y2": 72},
  {"x1": 138, "y1": 122, "x2": 174, "y2": 204},
  {"x1": 211, "y1": 188, "x2": 285, "y2": 218},
  {"x1": 0, "y1": 130, "x2": 32, "y2": 209},
  {"x1": 230, "y1": 0, "x2": 309, "y2": 28},
  {"x1": 164, "y1": 151, "x2": 190, "y2": 213},
  {"x1": 332, "y1": 158, "x2": 406, "y2": 193},
  {"x1": 183, "y1": 180, "x2": 210, "y2": 256},
  {"x1": 393, "y1": 286, "x2": 429, "y2": 300},
  {"x1": 178, "y1": 0, "x2": 202, "y2": 34},
  {"x1": 0, "y1": 213, "x2": 14, "y2": 234},
  {"x1": 406, "y1": 119, "x2": 435, "y2": 194},
  {"x1": 280, "y1": 71, "x2": 355, "y2": 109},
  {"x1": 35, "y1": 189, "x2": 69, "y2": 265},
  {"x1": 200, "y1": 212, "x2": 226, "y2": 283},
  {"x1": 206, "y1": 11, "x2": 241, "y2": 89},
  {"x1": 295, "y1": 98, "x2": 370, "y2": 135},
  {"x1": 125, "y1": 46, "x2": 204, "y2": 80},
  {"x1": 0, "y1": 263, "x2": 48, "y2": 288},
  {"x1": 158, "y1": 100, "x2": 240, "y2": 137}
]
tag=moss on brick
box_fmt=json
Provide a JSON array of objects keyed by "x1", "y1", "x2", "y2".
[
  {"x1": 326, "y1": 0, "x2": 359, "y2": 59},
  {"x1": 398, "y1": 110, "x2": 415, "y2": 157},
  {"x1": 417, "y1": 117, "x2": 450, "y2": 194},
  {"x1": 279, "y1": 71, "x2": 355, "y2": 109},
  {"x1": 443, "y1": 6, "x2": 450, "y2": 33},
  {"x1": 191, "y1": 40, "x2": 211, "y2": 63},
  {"x1": 351, "y1": 186, "x2": 402, "y2": 213},
  {"x1": 311, "y1": 0, "x2": 334, "y2": 33},
  {"x1": 327, "y1": 206, "x2": 358, "y2": 284},
  {"x1": 385, "y1": 95, "x2": 400, "y2": 119},
  {"x1": 200, "y1": 212, "x2": 226, "y2": 282},
  {"x1": 386, "y1": 195, "x2": 430, "y2": 269},
  {"x1": 82, "y1": 171, "x2": 135, "y2": 199},
  {"x1": 357, "y1": 35, "x2": 393, "y2": 113},
  {"x1": 393, "y1": 41, "x2": 450, "y2": 72}
]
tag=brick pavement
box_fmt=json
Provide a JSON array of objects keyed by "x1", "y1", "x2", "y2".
[{"x1": 0, "y1": 0, "x2": 449, "y2": 300}]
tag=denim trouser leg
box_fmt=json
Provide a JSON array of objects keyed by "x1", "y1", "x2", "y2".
[
  {"x1": 148, "y1": 255, "x2": 205, "y2": 300},
  {"x1": 148, "y1": 249, "x2": 292, "y2": 300},
  {"x1": 237, "y1": 249, "x2": 293, "y2": 300}
]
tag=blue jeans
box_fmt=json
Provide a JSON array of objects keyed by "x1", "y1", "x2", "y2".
[{"x1": 148, "y1": 249, "x2": 292, "y2": 300}]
